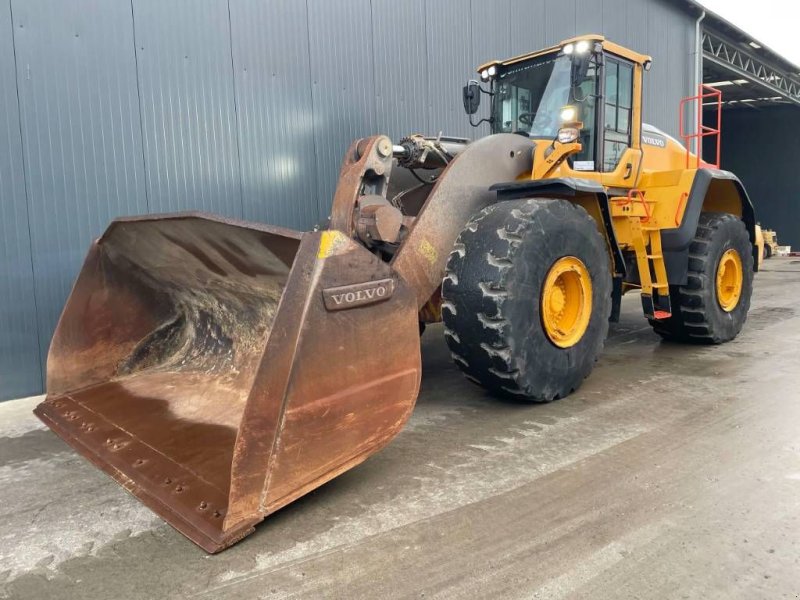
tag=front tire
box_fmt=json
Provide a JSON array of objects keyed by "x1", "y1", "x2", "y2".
[
  {"x1": 650, "y1": 212, "x2": 753, "y2": 344},
  {"x1": 441, "y1": 199, "x2": 611, "y2": 402}
]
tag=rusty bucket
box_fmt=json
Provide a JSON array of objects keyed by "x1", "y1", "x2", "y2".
[{"x1": 34, "y1": 213, "x2": 421, "y2": 552}]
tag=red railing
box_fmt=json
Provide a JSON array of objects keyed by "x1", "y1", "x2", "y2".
[
  {"x1": 679, "y1": 84, "x2": 722, "y2": 169},
  {"x1": 675, "y1": 192, "x2": 689, "y2": 226},
  {"x1": 612, "y1": 189, "x2": 652, "y2": 222}
]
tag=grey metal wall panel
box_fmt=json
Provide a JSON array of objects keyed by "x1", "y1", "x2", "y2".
[
  {"x1": 470, "y1": 0, "x2": 511, "y2": 67},
  {"x1": 229, "y1": 0, "x2": 318, "y2": 229},
  {"x1": 372, "y1": 0, "x2": 429, "y2": 139},
  {"x1": 11, "y1": 0, "x2": 148, "y2": 384},
  {"x1": 0, "y1": 0, "x2": 701, "y2": 400},
  {"x1": 469, "y1": 0, "x2": 511, "y2": 137},
  {"x1": 602, "y1": 0, "x2": 628, "y2": 41},
  {"x1": 509, "y1": 0, "x2": 546, "y2": 57},
  {"x1": 544, "y1": 0, "x2": 576, "y2": 46},
  {"x1": 646, "y1": 1, "x2": 674, "y2": 133},
  {"x1": 575, "y1": 0, "x2": 603, "y2": 36},
  {"x1": 624, "y1": 0, "x2": 650, "y2": 66},
  {"x1": 425, "y1": 0, "x2": 473, "y2": 140},
  {"x1": 0, "y1": 0, "x2": 41, "y2": 400},
  {"x1": 307, "y1": 0, "x2": 377, "y2": 218},
  {"x1": 132, "y1": 0, "x2": 243, "y2": 217},
  {"x1": 643, "y1": 0, "x2": 695, "y2": 138}
]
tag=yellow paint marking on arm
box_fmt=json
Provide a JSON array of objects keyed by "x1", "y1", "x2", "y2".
[
  {"x1": 317, "y1": 230, "x2": 350, "y2": 258},
  {"x1": 419, "y1": 239, "x2": 438, "y2": 265}
]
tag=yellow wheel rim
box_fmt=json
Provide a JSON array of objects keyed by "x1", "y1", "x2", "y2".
[
  {"x1": 716, "y1": 248, "x2": 743, "y2": 312},
  {"x1": 541, "y1": 256, "x2": 592, "y2": 348}
]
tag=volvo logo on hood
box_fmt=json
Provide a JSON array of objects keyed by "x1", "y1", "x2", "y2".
[{"x1": 642, "y1": 132, "x2": 667, "y2": 148}]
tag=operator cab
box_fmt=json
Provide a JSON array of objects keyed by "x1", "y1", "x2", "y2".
[{"x1": 463, "y1": 35, "x2": 652, "y2": 179}]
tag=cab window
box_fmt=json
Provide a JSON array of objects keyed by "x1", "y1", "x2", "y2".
[
  {"x1": 570, "y1": 64, "x2": 597, "y2": 170},
  {"x1": 492, "y1": 53, "x2": 598, "y2": 170},
  {"x1": 603, "y1": 57, "x2": 633, "y2": 171}
]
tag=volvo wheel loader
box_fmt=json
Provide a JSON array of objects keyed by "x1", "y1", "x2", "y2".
[
  {"x1": 35, "y1": 35, "x2": 757, "y2": 552},
  {"x1": 761, "y1": 227, "x2": 779, "y2": 258}
]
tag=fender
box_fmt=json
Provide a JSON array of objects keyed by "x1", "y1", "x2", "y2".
[
  {"x1": 490, "y1": 177, "x2": 626, "y2": 278},
  {"x1": 662, "y1": 169, "x2": 757, "y2": 284}
]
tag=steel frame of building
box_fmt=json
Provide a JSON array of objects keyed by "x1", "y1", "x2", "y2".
[{"x1": 702, "y1": 30, "x2": 800, "y2": 107}]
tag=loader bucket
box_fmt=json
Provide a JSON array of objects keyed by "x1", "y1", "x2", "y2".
[{"x1": 34, "y1": 213, "x2": 422, "y2": 552}]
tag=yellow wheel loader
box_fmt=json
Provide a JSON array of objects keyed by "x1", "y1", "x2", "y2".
[
  {"x1": 35, "y1": 34, "x2": 758, "y2": 552},
  {"x1": 761, "y1": 227, "x2": 779, "y2": 258}
]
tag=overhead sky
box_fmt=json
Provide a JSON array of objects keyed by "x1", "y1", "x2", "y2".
[{"x1": 697, "y1": 0, "x2": 800, "y2": 67}]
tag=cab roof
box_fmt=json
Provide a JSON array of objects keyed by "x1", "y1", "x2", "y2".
[{"x1": 476, "y1": 34, "x2": 652, "y2": 72}]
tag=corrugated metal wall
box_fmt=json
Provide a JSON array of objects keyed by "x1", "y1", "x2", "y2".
[
  {"x1": 716, "y1": 106, "x2": 800, "y2": 248},
  {"x1": 0, "y1": 0, "x2": 696, "y2": 400},
  {"x1": 11, "y1": 0, "x2": 150, "y2": 398},
  {"x1": 0, "y1": 0, "x2": 41, "y2": 399}
]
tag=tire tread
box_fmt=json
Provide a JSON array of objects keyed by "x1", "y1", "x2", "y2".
[
  {"x1": 443, "y1": 199, "x2": 610, "y2": 401},
  {"x1": 650, "y1": 212, "x2": 753, "y2": 344}
]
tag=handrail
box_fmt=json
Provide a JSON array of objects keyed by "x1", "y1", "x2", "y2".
[{"x1": 679, "y1": 84, "x2": 722, "y2": 169}]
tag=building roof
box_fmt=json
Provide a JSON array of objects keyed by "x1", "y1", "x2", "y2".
[
  {"x1": 677, "y1": 0, "x2": 800, "y2": 108},
  {"x1": 680, "y1": 0, "x2": 800, "y2": 76}
]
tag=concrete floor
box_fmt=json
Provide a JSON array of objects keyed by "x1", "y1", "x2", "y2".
[{"x1": 2, "y1": 257, "x2": 800, "y2": 599}]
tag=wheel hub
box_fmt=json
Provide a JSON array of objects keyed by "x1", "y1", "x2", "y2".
[
  {"x1": 716, "y1": 248, "x2": 743, "y2": 312},
  {"x1": 541, "y1": 256, "x2": 592, "y2": 348}
]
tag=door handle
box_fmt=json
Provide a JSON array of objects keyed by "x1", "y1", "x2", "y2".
[{"x1": 623, "y1": 163, "x2": 633, "y2": 179}]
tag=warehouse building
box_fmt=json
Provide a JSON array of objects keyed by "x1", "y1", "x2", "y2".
[{"x1": 1, "y1": 0, "x2": 798, "y2": 400}]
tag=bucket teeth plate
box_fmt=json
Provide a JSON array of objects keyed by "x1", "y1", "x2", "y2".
[{"x1": 35, "y1": 392, "x2": 255, "y2": 552}]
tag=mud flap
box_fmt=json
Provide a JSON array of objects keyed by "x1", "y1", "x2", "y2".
[{"x1": 35, "y1": 213, "x2": 421, "y2": 552}]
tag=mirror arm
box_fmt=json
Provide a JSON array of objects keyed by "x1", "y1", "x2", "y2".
[
  {"x1": 466, "y1": 79, "x2": 495, "y2": 97},
  {"x1": 468, "y1": 115, "x2": 494, "y2": 128}
]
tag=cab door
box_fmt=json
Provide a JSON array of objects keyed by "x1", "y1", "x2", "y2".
[{"x1": 599, "y1": 55, "x2": 642, "y2": 189}]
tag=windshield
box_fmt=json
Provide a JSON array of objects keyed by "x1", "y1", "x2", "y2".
[{"x1": 491, "y1": 53, "x2": 598, "y2": 166}]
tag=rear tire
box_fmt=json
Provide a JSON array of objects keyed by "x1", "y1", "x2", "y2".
[
  {"x1": 441, "y1": 199, "x2": 611, "y2": 402},
  {"x1": 764, "y1": 243, "x2": 773, "y2": 259},
  {"x1": 650, "y1": 212, "x2": 753, "y2": 344}
]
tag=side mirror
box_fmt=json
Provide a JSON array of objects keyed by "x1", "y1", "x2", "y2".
[{"x1": 462, "y1": 82, "x2": 481, "y2": 115}]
